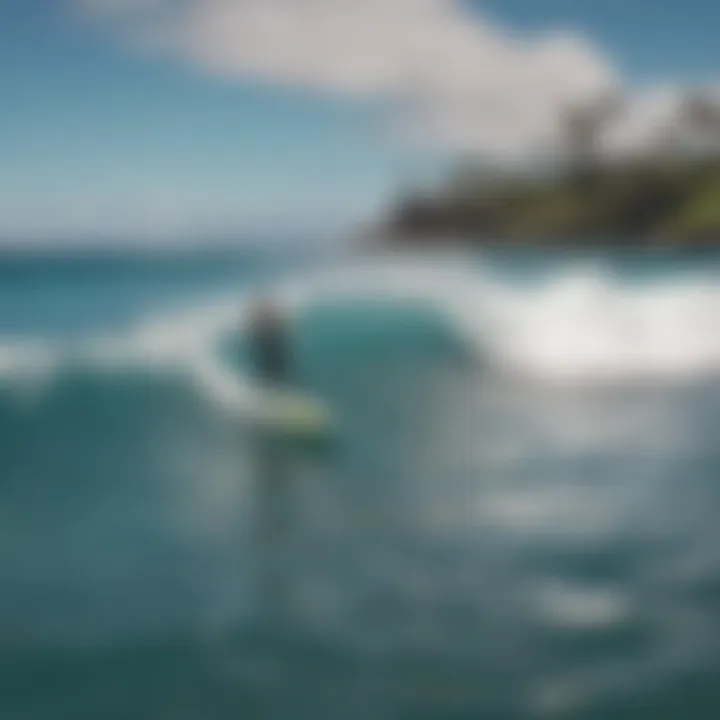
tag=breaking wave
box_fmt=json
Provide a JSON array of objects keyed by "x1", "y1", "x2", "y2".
[{"x1": 0, "y1": 253, "x2": 718, "y2": 403}]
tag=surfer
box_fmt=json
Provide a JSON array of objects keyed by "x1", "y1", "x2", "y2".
[
  {"x1": 247, "y1": 298, "x2": 292, "y2": 386},
  {"x1": 247, "y1": 298, "x2": 298, "y2": 628},
  {"x1": 247, "y1": 297, "x2": 333, "y2": 630}
]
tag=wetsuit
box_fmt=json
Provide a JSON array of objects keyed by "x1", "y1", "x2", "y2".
[{"x1": 248, "y1": 313, "x2": 291, "y2": 385}]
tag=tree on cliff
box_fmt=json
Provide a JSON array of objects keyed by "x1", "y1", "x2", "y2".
[
  {"x1": 681, "y1": 91, "x2": 720, "y2": 157},
  {"x1": 560, "y1": 92, "x2": 624, "y2": 186}
]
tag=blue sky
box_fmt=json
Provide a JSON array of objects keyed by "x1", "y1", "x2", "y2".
[{"x1": 0, "y1": 0, "x2": 718, "y2": 241}]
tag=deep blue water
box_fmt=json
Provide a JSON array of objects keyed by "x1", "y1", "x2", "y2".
[
  {"x1": 0, "y1": 245, "x2": 319, "y2": 338},
  {"x1": 1, "y1": 246, "x2": 720, "y2": 719}
]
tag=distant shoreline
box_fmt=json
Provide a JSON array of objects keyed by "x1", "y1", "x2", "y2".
[{"x1": 383, "y1": 159, "x2": 720, "y2": 248}]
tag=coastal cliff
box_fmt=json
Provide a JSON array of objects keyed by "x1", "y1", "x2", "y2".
[{"x1": 385, "y1": 159, "x2": 720, "y2": 246}]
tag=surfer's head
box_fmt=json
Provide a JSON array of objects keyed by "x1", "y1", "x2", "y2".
[{"x1": 250, "y1": 298, "x2": 286, "y2": 333}]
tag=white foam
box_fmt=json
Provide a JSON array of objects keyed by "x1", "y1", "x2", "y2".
[
  {"x1": 533, "y1": 582, "x2": 633, "y2": 630},
  {"x1": 488, "y1": 270, "x2": 720, "y2": 381}
]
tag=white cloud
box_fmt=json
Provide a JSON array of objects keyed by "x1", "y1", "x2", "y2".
[{"x1": 78, "y1": 0, "x2": 618, "y2": 157}]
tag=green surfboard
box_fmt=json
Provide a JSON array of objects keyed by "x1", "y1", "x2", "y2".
[{"x1": 254, "y1": 388, "x2": 337, "y2": 454}]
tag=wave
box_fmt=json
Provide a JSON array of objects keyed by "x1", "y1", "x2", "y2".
[{"x1": 0, "y1": 253, "x2": 718, "y2": 409}]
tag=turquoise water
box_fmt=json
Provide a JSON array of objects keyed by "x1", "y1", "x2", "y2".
[{"x1": 1, "y1": 246, "x2": 720, "y2": 719}]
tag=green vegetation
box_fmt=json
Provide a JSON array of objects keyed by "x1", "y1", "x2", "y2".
[{"x1": 386, "y1": 159, "x2": 720, "y2": 246}]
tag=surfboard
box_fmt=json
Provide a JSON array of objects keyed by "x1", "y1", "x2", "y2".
[{"x1": 253, "y1": 387, "x2": 337, "y2": 453}]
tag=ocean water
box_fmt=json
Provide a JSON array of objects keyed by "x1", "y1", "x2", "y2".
[{"x1": 1, "y1": 245, "x2": 720, "y2": 719}]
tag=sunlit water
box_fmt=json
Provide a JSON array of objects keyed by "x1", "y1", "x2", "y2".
[{"x1": 1, "y1": 245, "x2": 719, "y2": 719}]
